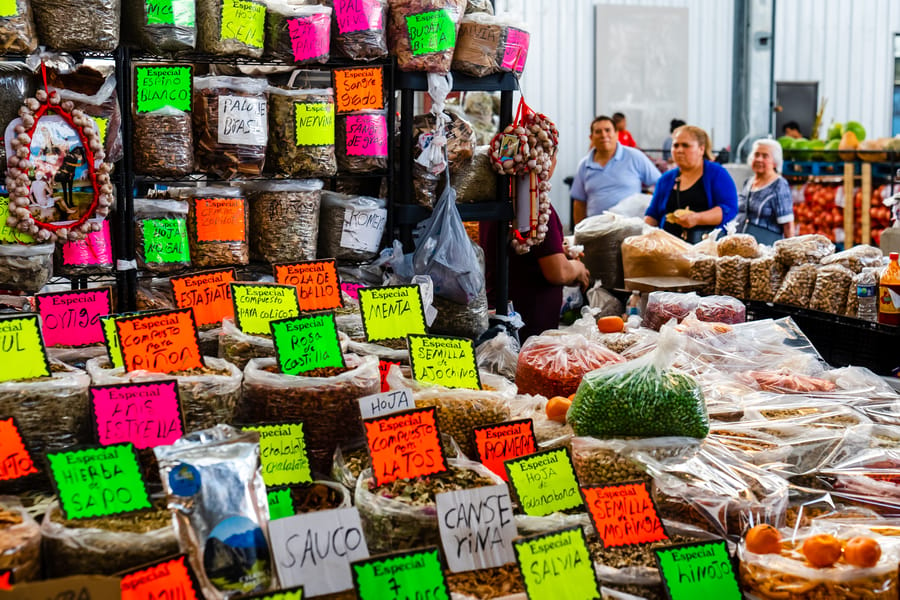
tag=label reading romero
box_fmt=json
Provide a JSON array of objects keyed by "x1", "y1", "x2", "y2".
[
  {"x1": 408, "y1": 334, "x2": 480, "y2": 390},
  {"x1": 473, "y1": 419, "x2": 536, "y2": 482}
]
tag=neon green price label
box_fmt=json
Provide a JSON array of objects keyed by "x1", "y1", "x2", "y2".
[
  {"x1": 0, "y1": 0, "x2": 17, "y2": 18},
  {"x1": 221, "y1": 0, "x2": 265, "y2": 49},
  {"x1": 353, "y1": 548, "x2": 449, "y2": 600},
  {"x1": 406, "y1": 10, "x2": 456, "y2": 56},
  {"x1": 101, "y1": 315, "x2": 124, "y2": 368},
  {"x1": 146, "y1": 0, "x2": 194, "y2": 27},
  {"x1": 0, "y1": 196, "x2": 34, "y2": 243},
  {"x1": 143, "y1": 218, "x2": 189, "y2": 263},
  {"x1": 294, "y1": 103, "x2": 334, "y2": 146},
  {"x1": 514, "y1": 527, "x2": 600, "y2": 600},
  {"x1": 46, "y1": 444, "x2": 151, "y2": 520},
  {"x1": 357, "y1": 285, "x2": 426, "y2": 343},
  {"x1": 655, "y1": 541, "x2": 741, "y2": 600},
  {"x1": 230, "y1": 283, "x2": 300, "y2": 336},
  {"x1": 245, "y1": 423, "x2": 311, "y2": 486},
  {"x1": 408, "y1": 334, "x2": 480, "y2": 390},
  {"x1": 268, "y1": 488, "x2": 295, "y2": 521},
  {"x1": 90, "y1": 116, "x2": 109, "y2": 146},
  {"x1": 271, "y1": 314, "x2": 345, "y2": 376},
  {"x1": 135, "y1": 65, "x2": 192, "y2": 113},
  {"x1": 246, "y1": 587, "x2": 304, "y2": 600},
  {"x1": 505, "y1": 447, "x2": 583, "y2": 517},
  {"x1": 0, "y1": 315, "x2": 50, "y2": 383}
]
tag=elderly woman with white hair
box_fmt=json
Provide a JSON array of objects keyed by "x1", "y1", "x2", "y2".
[{"x1": 735, "y1": 138, "x2": 794, "y2": 242}]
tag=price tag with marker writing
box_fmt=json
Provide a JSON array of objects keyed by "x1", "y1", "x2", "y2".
[
  {"x1": 357, "y1": 285, "x2": 426, "y2": 342},
  {"x1": 231, "y1": 283, "x2": 300, "y2": 335},
  {"x1": 0, "y1": 417, "x2": 38, "y2": 483},
  {"x1": 120, "y1": 554, "x2": 202, "y2": 600},
  {"x1": 333, "y1": 67, "x2": 384, "y2": 113},
  {"x1": 581, "y1": 481, "x2": 667, "y2": 548},
  {"x1": 35, "y1": 287, "x2": 112, "y2": 347},
  {"x1": 655, "y1": 540, "x2": 741, "y2": 600},
  {"x1": 0, "y1": 314, "x2": 50, "y2": 383},
  {"x1": 171, "y1": 268, "x2": 235, "y2": 328},
  {"x1": 115, "y1": 309, "x2": 204, "y2": 374},
  {"x1": 473, "y1": 419, "x2": 536, "y2": 481},
  {"x1": 436, "y1": 484, "x2": 517, "y2": 573},
  {"x1": 243, "y1": 422, "x2": 311, "y2": 486},
  {"x1": 363, "y1": 407, "x2": 447, "y2": 486},
  {"x1": 90, "y1": 381, "x2": 183, "y2": 450},
  {"x1": 352, "y1": 547, "x2": 449, "y2": 600},
  {"x1": 270, "y1": 313, "x2": 345, "y2": 375},
  {"x1": 514, "y1": 526, "x2": 600, "y2": 600},
  {"x1": 274, "y1": 259, "x2": 342, "y2": 312},
  {"x1": 135, "y1": 64, "x2": 192, "y2": 113},
  {"x1": 504, "y1": 447, "x2": 583, "y2": 517},
  {"x1": 408, "y1": 334, "x2": 480, "y2": 390}
]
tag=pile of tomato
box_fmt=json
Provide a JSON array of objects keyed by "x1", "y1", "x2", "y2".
[{"x1": 793, "y1": 182, "x2": 893, "y2": 245}]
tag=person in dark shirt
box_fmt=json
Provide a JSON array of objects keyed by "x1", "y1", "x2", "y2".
[{"x1": 53, "y1": 146, "x2": 85, "y2": 214}]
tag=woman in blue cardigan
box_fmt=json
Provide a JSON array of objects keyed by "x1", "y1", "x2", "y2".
[{"x1": 644, "y1": 125, "x2": 738, "y2": 243}]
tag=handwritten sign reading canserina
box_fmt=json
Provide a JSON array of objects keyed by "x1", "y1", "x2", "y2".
[
  {"x1": 504, "y1": 447, "x2": 583, "y2": 517},
  {"x1": 120, "y1": 555, "x2": 201, "y2": 600},
  {"x1": 582, "y1": 481, "x2": 667, "y2": 548},
  {"x1": 655, "y1": 540, "x2": 741, "y2": 600},
  {"x1": 514, "y1": 527, "x2": 600, "y2": 600},
  {"x1": 35, "y1": 288, "x2": 112, "y2": 347},
  {"x1": 90, "y1": 381, "x2": 183, "y2": 450},
  {"x1": 408, "y1": 334, "x2": 481, "y2": 390},
  {"x1": 171, "y1": 269, "x2": 236, "y2": 328},
  {"x1": 358, "y1": 285, "x2": 426, "y2": 342},
  {"x1": 364, "y1": 407, "x2": 447, "y2": 486},
  {"x1": 231, "y1": 283, "x2": 300, "y2": 335},
  {"x1": 115, "y1": 309, "x2": 204, "y2": 374},
  {"x1": 474, "y1": 419, "x2": 537, "y2": 481},
  {"x1": 0, "y1": 314, "x2": 50, "y2": 382},
  {"x1": 270, "y1": 507, "x2": 369, "y2": 596},
  {"x1": 436, "y1": 484, "x2": 517, "y2": 573},
  {"x1": 274, "y1": 259, "x2": 342, "y2": 312}
]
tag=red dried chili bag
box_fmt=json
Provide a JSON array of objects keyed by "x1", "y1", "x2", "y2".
[{"x1": 515, "y1": 333, "x2": 623, "y2": 399}]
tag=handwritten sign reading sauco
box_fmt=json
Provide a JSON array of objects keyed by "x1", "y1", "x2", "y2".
[{"x1": 357, "y1": 285, "x2": 426, "y2": 342}]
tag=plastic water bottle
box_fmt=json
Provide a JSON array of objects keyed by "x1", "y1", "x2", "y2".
[
  {"x1": 626, "y1": 291, "x2": 641, "y2": 318},
  {"x1": 857, "y1": 269, "x2": 878, "y2": 322}
]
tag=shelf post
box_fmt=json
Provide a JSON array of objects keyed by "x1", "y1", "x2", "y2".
[{"x1": 843, "y1": 161, "x2": 855, "y2": 248}]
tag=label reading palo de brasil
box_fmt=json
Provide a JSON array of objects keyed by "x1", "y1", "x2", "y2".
[
  {"x1": 231, "y1": 283, "x2": 300, "y2": 336},
  {"x1": 46, "y1": 444, "x2": 151, "y2": 520},
  {"x1": 220, "y1": 0, "x2": 265, "y2": 48},
  {"x1": 357, "y1": 285, "x2": 426, "y2": 342},
  {"x1": 582, "y1": 481, "x2": 667, "y2": 548},
  {"x1": 115, "y1": 309, "x2": 204, "y2": 374},
  {"x1": 505, "y1": 447, "x2": 583, "y2": 517},
  {"x1": 91, "y1": 381, "x2": 183, "y2": 450},
  {"x1": 0, "y1": 314, "x2": 50, "y2": 383},
  {"x1": 406, "y1": 10, "x2": 456, "y2": 56},
  {"x1": 171, "y1": 269, "x2": 236, "y2": 328},
  {"x1": 274, "y1": 259, "x2": 342, "y2": 312},
  {"x1": 0, "y1": 417, "x2": 38, "y2": 482},
  {"x1": 244, "y1": 423, "x2": 311, "y2": 487},
  {"x1": 120, "y1": 554, "x2": 201, "y2": 600},
  {"x1": 655, "y1": 540, "x2": 741, "y2": 600},
  {"x1": 514, "y1": 526, "x2": 600, "y2": 600},
  {"x1": 35, "y1": 287, "x2": 112, "y2": 347},
  {"x1": 144, "y1": 218, "x2": 190, "y2": 263},
  {"x1": 364, "y1": 407, "x2": 447, "y2": 486},
  {"x1": 135, "y1": 65, "x2": 192, "y2": 113},
  {"x1": 270, "y1": 313, "x2": 345, "y2": 376},
  {"x1": 295, "y1": 102, "x2": 334, "y2": 146},
  {"x1": 352, "y1": 548, "x2": 449, "y2": 600},
  {"x1": 408, "y1": 334, "x2": 480, "y2": 390},
  {"x1": 473, "y1": 419, "x2": 537, "y2": 481}
]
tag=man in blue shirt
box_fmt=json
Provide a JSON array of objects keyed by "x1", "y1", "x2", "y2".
[{"x1": 571, "y1": 115, "x2": 661, "y2": 224}]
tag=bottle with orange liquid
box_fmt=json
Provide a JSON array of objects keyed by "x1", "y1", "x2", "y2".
[{"x1": 878, "y1": 252, "x2": 900, "y2": 326}]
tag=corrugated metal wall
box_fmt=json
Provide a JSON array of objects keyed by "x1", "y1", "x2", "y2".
[{"x1": 773, "y1": 0, "x2": 900, "y2": 140}]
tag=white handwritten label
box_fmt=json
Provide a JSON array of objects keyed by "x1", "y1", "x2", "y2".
[
  {"x1": 340, "y1": 206, "x2": 387, "y2": 253},
  {"x1": 435, "y1": 484, "x2": 517, "y2": 573},
  {"x1": 358, "y1": 388, "x2": 413, "y2": 419},
  {"x1": 269, "y1": 506, "x2": 369, "y2": 596},
  {"x1": 217, "y1": 94, "x2": 267, "y2": 145}
]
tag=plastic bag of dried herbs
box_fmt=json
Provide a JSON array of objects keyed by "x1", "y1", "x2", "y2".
[
  {"x1": 41, "y1": 500, "x2": 178, "y2": 578},
  {"x1": 356, "y1": 458, "x2": 502, "y2": 554},
  {"x1": 413, "y1": 110, "x2": 477, "y2": 173},
  {"x1": 0, "y1": 497, "x2": 41, "y2": 583},
  {"x1": 265, "y1": 2, "x2": 332, "y2": 64},
  {"x1": 570, "y1": 436, "x2": 700, "y2": 487},
  {"x1": 125, "y1": 0, "x2": 195, "y2": 53},
  {"x1": 388, "y1": 0, "x2": 467, "y2": 73},
  {"x1": 452, "y1": 13, "x2": 529, "y2": 77},
  {"x1": 155, "y1": 425, "x2": 275, "y2": 599},
  {"x1": 47, "y1": 67, "x2": 123, "y2": 164},
  {"x1": 196, "y1": 0, "x2": 265, "y2": 57},
  {"x1": 569, "y1": 327, "x2": 709, "y2": 439},
  {"x1": 429, "y1": 286, "x2": 490, "y2": 340},
  {"x1": 194, "y1": 75, "x2": 268, "y2": 178},
  {"x1": 134, "y1": 199, "x2": 191, "y2": 274},
  {"x1": 133, "y1": 108, "x2": 194, "y2": 177},
  {"x1": 0, "y1": 361, "x2": 90, "y2": 493},
  {"x1": 218, "y1": 317, "x2": 275, "y2": 370},
  {"x1": 0, "y1": 243, "x2": 54, "y2": 293},
  {"x1": 454, "y1": 145, "x2": 497, "y2": 204},
  {"x1": 244, "y1": 179, "x2": 323, "y2": 263},
  {"x1": 344, "y1": 337, "x2": 410, "y2": 364},
  {"x1": 86, "y1": 356, "x2": 242, "y2": 434},
  {"x1": 267, "y1": 86, "x2": 336, "y2": 177},
  {"x1": 31, "y1": 0, "x2": 120, "y2": 51},
  {"x1": 136, "y1": 277, "x2": 176, "y2": 312},
  {"x1": 241, "y1": 355, "x2": 380, "y2": 474},
  {"x1": 47, "y1": 345, "x2": 109, "y2": 371},
  {"x1": 0, "y1": 63, "x2": 34, "y2": 171},
  {"x1": 0, "y1": 0, "x2": 37, "y2": 54},
  {"x1": 336, "y1": 111, "x2": 389, "y2": 173},
  {"x1": 513, "y1": 510, "x2": 593, "y2": 540},
  {"x1": 330, "y1": 0, "x2": 387, "y2": 60},
  {"x1": 188, "y1": 187, "x2": 249, "y2": 268},
  {"x1": 318, "y1": 191, "x2": 387, "y2": 263}
]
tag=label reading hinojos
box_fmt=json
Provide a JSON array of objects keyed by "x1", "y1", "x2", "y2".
[{"x1": 220, "y1": 0, "x2": 265, "y2": 48}]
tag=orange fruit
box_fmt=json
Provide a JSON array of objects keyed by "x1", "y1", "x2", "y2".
[
  {"x1": 597, "y1": 316, "x2": 625, "y2": 334},
  {"x1": 744, "y1": 524, "x2": 782, "y2": 555},
  {"x1": 545, "y1": 396, "x2": 572, "y2": 423},
  {"x1": 844, "y1": 536, "x2": 881, "y2": 568},
  {"x1": 801, "y1": 534, "x2": 843, "y2": 568}
]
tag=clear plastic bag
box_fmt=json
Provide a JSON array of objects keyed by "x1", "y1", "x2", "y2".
[
  {"x1": 187, "y1": 186, "x2": 249, "y2": 268},
  {"x1": 688, "y1": 254, "x2": 717, "y2": 295},
  {"x1": 774, "y1": 263, "x2": 819, "y2": 308},
  {"x1": 574, "y1": 214, "x2": 646, "y2": 289},
  {"x1": 715, "y1": 255, "x2": 750, "y2": 298},
  {"x1": 451, "y1": 13, "x2": 529, "y2": 77},
  {"x1": 809, "y1": 263, "x2": 854, "y2": 314},
  {"x1": 413, "y1": 183, "x2": 485, "y2": 304},
  {"x1": 695, "y1": 294, "x2": 746, "y2": 324},
  {"x1": 0, "y1": 497, "x2": 41, "y2": 583},
  {"x1": 331, "y1": 0, "x2": 388, "y2": 61},
  {"x1": 774, "y1": 233, "x2": 836, "y2": 267},
  {"x1": 125, "y1": 0, "x2": 195, "y2": 52},
  {"x1": 244, "y1": 179, "x2": 323, "y2": 263},
  {"x1": 717, "y1": 233, "x2": 759, "y2": 258},
  {"x1": 749, "y1": 251, "x2": 787, "y2": 302},
  {"x1": 507, "y1": 394, "x2": 574, "y2": 449},
  {"x1": 516, "y1": 333, "x2": 623, "y2": 399},
  {"x1": 240, "y1": 355, "x2": 379, "y2": 473},
  {"x1": 267, "y1": 86, "x2": 336, "y2": 177},
  {"x1": 430, "y1": 289, "x2": 490, "y2": 340},
  {"x1": 0, "y1": 242, "x2": 53, "y2": 293},
  {"x1": 217, "y1": 317, "x2": 274, "y2": 370},
  {"x1": 475, "y1": 331, "x2": 519, "y2": 381},
  {"x1": 621, "y1": 229, "x2": 695, "y2": 279},
  {"x1": 265, "y1": 2, "x2": 331, "y2": 64},
  {"x1": 134, "y1": 199, "x2": 190, "y2": 274},
  {"x1": 570, "y1": 327, "x2": 709, "y2": 439},
  {"x1": 454, "y1": 145, "x2": 497, "y2": 203},
  {"x1": 820, "y1": 243, "x2": 884, "y2": 273},
  {"x1": 193, "y1": 75, "x2": 268, "y2": 178},
  {"x1": 413, "y1": 110, "x2": 477, "y2": 174},
  {"x1": 643, "y1": 291, "x2": 700, "y2": 331},
  {"x1": 133, "y1": 108, "x2": 194, "y2": 177},
  {"x1": 318, "y1": 191, "x2": 387, "y2": 263},
  {"x1": 86, "y1": 356, "x2": 242, "y2": 434},
  {"x1": 31, "y1": 0, "x2": 120, "y2": 51},
  {"x1": 196, "y1": 0, "x2": 265, "y2": 58},
  {"x1": 0, "y1": 0, "x2": 37, "y2": 54},
  {"x1": 388, "y1": 0, "x2": 467, "y2": 73},
  {"x1": 571, "y1": 436, "x2": 699, "y2": 486}
]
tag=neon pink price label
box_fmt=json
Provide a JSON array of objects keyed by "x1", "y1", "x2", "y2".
[
  {"x1": 340, "y1": 282, "x2": 366, "y2": 300},
  {"x1": 334, "y1": 0, "x2": 383, "y2": 34},
  {"x1": 288, "y1": 13, "x2": 331, "y2": 62},
  {"x1": 62, "y1": 220, "x2": 113, "y2": 266},
  {"x1": 90, "y1": 381, "x2": 183, "y2": 449},
  {"x1": 345, "y1": 114, "x2": 388, "y2": 157},
  {"x1": 35, "y1": 288, "x2": 113, "y2": 347},
  {"x1": 502, "y1": 28, "x2": 530, "y2": 73}
]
